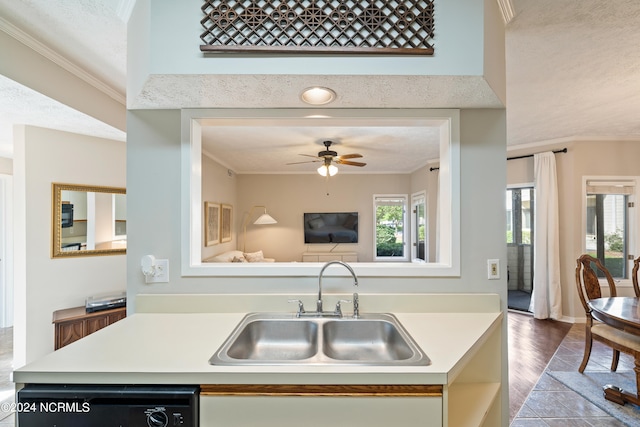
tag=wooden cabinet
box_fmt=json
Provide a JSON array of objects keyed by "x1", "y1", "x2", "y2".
[
  {"x1": 302, "y1": 252, "x2": 358, "y2": 262},
  {"x1": 53, "y1": 306, "x2": 126, "y2": 350}
]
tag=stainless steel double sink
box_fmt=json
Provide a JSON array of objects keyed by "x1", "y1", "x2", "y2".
[{"x1": 209, "y1": 312, "x2": 431, "y2": 366}]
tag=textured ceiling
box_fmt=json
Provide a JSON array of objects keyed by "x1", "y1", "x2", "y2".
[
  {"x1": 0, "y1": 0, "x2": 127, "y2": 95},
  {"x1": 0, "y1": 0, "x2": 128, "y2": 157},
  {"x1": 506, "y1": 0, "x2": 640, "y2": 145},
  {"x1": 0, "y1": 74, "x2": 126, "y2": 156},
  {"x1": 1, "y1": 0, "x2": 640, "y2": 164},
  {"x1": 202, "y1": 120, "x2": 441, "y2": 175}
]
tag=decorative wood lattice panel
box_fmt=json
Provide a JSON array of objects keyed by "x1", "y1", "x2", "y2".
[{"x1": 200, "y1": 0, "x2": 434, "y2": 55}]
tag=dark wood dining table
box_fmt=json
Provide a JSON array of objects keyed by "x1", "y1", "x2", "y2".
[{"x1": 588, "y1": 296, "x2": 640, "y2": 406}]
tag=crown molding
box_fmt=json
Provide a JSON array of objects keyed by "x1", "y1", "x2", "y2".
[
  {"x1": 0, "y1": 16, "x2": 125, "y2": 106},
  {"x1": 507, "y1": 135, "x2": 640, "y2": 154},
  {"x1": 496, "y1": 0, "x2": 515, "y2": 24}
]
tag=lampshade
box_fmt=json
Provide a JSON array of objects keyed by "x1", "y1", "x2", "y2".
[
  {"x1": 243, "y1": 206, "x2": 278, "y2": 252},
  {"x1": 253, "y1": 213, "x2": 277, "y2": 225},
  {"x1": 317, "y1": 164, "x2": 338, "y2": 177}
]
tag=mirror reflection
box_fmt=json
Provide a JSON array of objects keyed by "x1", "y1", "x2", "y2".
[{"x1": 52, "y1": 183, "x2": 126, "y2": 258}]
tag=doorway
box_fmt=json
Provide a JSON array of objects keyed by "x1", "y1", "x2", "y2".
[
  {"x1": 507, "y1": 186, "x2": 534, "y2": 312},
  {"x1": 411, "y1": 191, "x2": 426, "y2": 262}
]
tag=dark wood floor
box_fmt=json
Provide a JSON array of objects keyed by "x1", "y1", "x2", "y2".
[{"x1": 507, "y1": 310, "x2": 572, "y2": 422}]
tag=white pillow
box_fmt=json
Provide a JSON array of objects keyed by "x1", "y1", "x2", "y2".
[{"x1": 243, "y1": 250, "x2": 265, "y2": 262}]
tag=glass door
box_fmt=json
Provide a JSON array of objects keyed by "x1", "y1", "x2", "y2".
[
  {"x1": 507, "y1": 187, "x2": 534, "y2": 312},
  {"x1": 411, "y1": 192, "x2": 426, "y2": 262}
]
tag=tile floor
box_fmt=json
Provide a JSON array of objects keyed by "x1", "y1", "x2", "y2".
[
  {"x1": 511, "y1": 323, "x2": 635, "y2": 426},
  {"x1": 1, "y1": 323, "x2": 638, "y2": 426}
]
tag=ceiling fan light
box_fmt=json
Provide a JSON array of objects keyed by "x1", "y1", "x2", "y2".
[
  {"x1": 300, "y1": 87, "x2": 336, "y2": 105},
  {"x1": 317, "y1": 164, "x2": 338, "y2": 176}
]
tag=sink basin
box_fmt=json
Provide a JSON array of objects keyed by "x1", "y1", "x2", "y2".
[
  {"x1": 209, "y1": 312, "x2": 430, "y2": 366},
  {"x1": 226, "y1": 319, "x2": 318, "y2": 361},
  {"x1": 322, "y1": 319, "x2": 415, "y2": 362}
]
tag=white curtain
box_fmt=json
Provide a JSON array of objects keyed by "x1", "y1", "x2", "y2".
[{"x1": 530, "y1": 152, "x2": 562, "y2": 319}]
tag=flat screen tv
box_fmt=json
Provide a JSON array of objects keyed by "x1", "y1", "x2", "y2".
[{"x1": 304, "y1": 212, "x2": 358, "y2": 244}]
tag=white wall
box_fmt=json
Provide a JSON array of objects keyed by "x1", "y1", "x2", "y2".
[
  {"x1": 12, "y1": 126, "x2": 126, "y2": 366},
  {"x1": 201, "y1": 153, "x2": 237, "y2": 259},
  {"x1": 138, "y1": 0, "x2": 485, "y2": 78},
  {"x1": 0, "y1": 157, "x2": 12, "y2": 175},
  {"x1": 483, "y1": 0, "x2": 507, "y2": 104},
  {"x1": 235, "y1": 173, "x2": 411, "y2": 262}
]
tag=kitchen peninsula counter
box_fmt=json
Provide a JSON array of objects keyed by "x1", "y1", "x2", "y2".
[
  {"x1": 13, "y1": 293, "x2": 505, "y2": 426},
  {"x1": 14, "y1": 311, "x2": 500, "y2": 385}
]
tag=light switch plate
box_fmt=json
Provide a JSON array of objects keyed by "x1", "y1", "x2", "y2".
[{"x1": 487, "y1": 259, "x2": 500, "y2": 280}]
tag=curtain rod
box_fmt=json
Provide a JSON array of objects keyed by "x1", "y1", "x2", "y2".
[
  {"x1": 429, "y1": 147, "x2": 568, "y2": 171},
  {"x1": 507, "y1": 147, "x2": 567, "y2": 161}
]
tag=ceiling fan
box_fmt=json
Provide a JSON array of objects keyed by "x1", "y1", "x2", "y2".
[{"x1": 287, "y1": 140, "x2": 366, "y2": 176}]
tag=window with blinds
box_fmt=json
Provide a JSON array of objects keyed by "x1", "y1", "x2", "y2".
[{"x1": 585, "y1": 179, "x2": 636, "y2": 279}]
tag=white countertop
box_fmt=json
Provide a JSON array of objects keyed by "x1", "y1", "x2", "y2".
[{"x1": 13, "y1": 310, "x2": 502, "y2": 386}]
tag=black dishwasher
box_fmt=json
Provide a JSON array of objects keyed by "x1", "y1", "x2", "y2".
[{"x1": 16, "y1": 384, "x2": 199, "y2": 427}]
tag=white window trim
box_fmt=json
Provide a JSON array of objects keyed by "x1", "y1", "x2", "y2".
[{"x1": 181, "y1": 108, "x2": 460, "y2": 277}]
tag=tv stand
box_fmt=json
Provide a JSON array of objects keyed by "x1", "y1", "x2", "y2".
[{"x1": 302, "y1": 252, "x2": 358, "y2": 263}]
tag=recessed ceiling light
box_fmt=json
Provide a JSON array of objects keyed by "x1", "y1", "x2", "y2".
[{"x1": 300, "y1": 87, "x2": 336, "y2": 105}]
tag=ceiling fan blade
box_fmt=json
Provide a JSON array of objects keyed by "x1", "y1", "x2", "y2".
[
  {"x1": 286, "y1": 160, "x2": 321, "y2": 165},
  {"x1": 299, "y1": 154, "x2": 321, "y2": 159},
  {"x1": 337, "y1": 153, "x2": 363, "y2": 159},
  {"x1": 336, "y1": 160, "x2": 367, "y2": 167}
]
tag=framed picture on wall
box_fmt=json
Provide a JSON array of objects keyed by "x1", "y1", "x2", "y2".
[
  {"x1": 204, "y1": 202, "x2": 220, "y2": 246},
  {"x1": 221, "y1": 204, "x2": 232, "y2": 243}
]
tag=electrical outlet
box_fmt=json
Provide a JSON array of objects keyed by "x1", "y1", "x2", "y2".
[
  {"x1": 487, "y1": 259, "x2": 500, "y2": 280},
  {"x1": 146, "y1": 259, "x2": 169, "y2": 283}
]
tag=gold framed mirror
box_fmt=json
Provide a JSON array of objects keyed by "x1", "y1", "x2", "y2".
[{"x1": 52, "y1": 183, "x2": 126, "y2": 258}]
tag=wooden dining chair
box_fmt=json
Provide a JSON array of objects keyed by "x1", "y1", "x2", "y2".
[
  {"x1": 575, "y1": 254, "x2": 640, "y2": 373},
  {"x1": 632, "y1": 256, "x2": 640, "y2": 297}
]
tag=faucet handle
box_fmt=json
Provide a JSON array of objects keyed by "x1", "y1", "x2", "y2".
[
  {"x1": 334, "y1": 299, "x2": 352, "y2": 317},
  {"x1": 287, "y1": 299, "x2": 306, "y2": 317},
  {"x1": 352, "y1": 292, "x2": 360, "y2": 319}
]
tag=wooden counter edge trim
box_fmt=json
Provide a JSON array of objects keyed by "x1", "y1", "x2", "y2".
[{"x1": 200, "y1": 384, "x2": 443, "y2": 397}]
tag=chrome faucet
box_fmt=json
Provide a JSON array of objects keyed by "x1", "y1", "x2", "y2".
[{"x1": 317, "y1": 261, "x2": 359, "y2": 316}]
